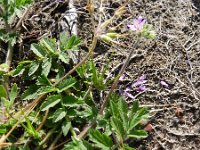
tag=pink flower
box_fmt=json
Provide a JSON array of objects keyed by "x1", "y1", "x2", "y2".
[
  {"x1": 120, "y1": 87, "x2": 134, "y2": 99},
  {"x1": 132, "y1": 75, "x2": 147, "y2": 92},
  {"x1": 127, "y1": 16, "x2": 146, "y2": 31},
  {"x1": 160, "y1": 80, "x2": 169, "y2": 88},
  {"x1": 132, "y1": 75, "x2": 147, "y2": 87},
  {"x1": 119, "y1": 73, "x2": 126, "y2": 81},
  {"x1": 137, "y1": 85, "x2": 146, "y2": 92}
]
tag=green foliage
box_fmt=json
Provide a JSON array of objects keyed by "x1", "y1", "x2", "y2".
[
  {"x1": 12, "y1": 34, "x2": 80, "y2": 80},
  {"x1": 0, "y1": 84, "x2": 7, "y2": 98},
  {"x1": 76, "y1": 60, "x2": 110, "y2": 90},
  {"x1": 62, "y1": 120, "x2": 71, "y2": 136},
  {"x1": 1, "y1": 33, "x2": 149, "y2": 149},
  {"x1": 89, "y1": 129, "x2": 113, "y2": 149},
  {"x1": 64, "y1": 94, "x2": 149, "y2": 149},
  {"x1": 0, "y1": 0, "x2": 32, "y2": 45},
  {"x1": 40, "y1": 95, "x2": 61, "y2": 111},
  {"x1": 0, "y1": 83, "x2": 18, "y2": 110}
]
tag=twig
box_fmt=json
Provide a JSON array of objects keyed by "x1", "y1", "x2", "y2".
[
  {"x1": 14, "y1": 7, "x2": 30, "y2": 31},
  {"x1": 99, "y1": 39, "x2": 139, "y2": 114},
  {"x1": 47, "y1": 130, "x2": 63, "y2": 150}
]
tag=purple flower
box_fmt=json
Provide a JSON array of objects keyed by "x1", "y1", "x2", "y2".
[
  {"x1": 120, "y1": 87, "x2": 134, "y2": 99},
  {"x1": 160, "y1": 80, "x2": 169, "y2": 88},
  {"x1": 137, "y1": 85, "x2": 146, "y2": 92},
  {"x1": 127, "y1": 16, "x2": 146, "y2": 31},
  {"x1": 119, "y1": 74, "x2": 126, "y2": 81},
  {"x1": 132, "y1": 75, "x2": 147, "y2": 92},
  {"x1": 132, "y1": 75, "x2": 147, "y2": 87}
]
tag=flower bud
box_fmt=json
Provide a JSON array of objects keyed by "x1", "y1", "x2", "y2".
[
  {"x1": 106, "y1": 32, "x2": 121, "y2": 38},
  {"x1": 100, "y1": 34, "x2": 113, "y2": 43}
]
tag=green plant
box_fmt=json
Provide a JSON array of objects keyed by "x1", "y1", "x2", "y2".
[
  {"x1": 0, "y1": 34, "x2": 149, "y2": 149},
  {"x1": 0, "y1": 0, "x2": 32, "y2": 45},
  {"x1": 0, "y1": 2, "x2": 155, "y2": 149}
]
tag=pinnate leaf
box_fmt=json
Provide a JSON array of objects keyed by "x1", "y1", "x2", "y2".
[
  {"x1": 40, "y1": 95, "x2": 61, "y2": 111},
  {"x1": 22, "y1": 85, "x2": 38, "y2": 100},
  {"x1": 31, "y1": 43, "x2": 46, "y2": 58},
  {"x1": 41, "y1": 57, "x2": 52, "y2": 77},
  {"x1": 89, "y1": 129, "x2": 113, "y2": 149},
  {"x1": 62, "y1": 120, "x2": 71, "y2": 136},
  {"x1": 111, "y1": 117, "x2": 126, "y2": 141},
  {"x1": 28, "y1": 61, "x2": 40, "y2": 76},
  {"x1": 129, "y1": 107, "x2": 149, "y2": 131},
  {"x1": 53, "y1": 108, "x2": 66, "y2": 122},
  {"x1": 37, "y1": 86, "x2": 57, "y2": 95},
  {"x1": 58, "y1": 51, "x2": 70, "y2": 64},
  {"x1": 57, "y1": 77, "x2": 76, "y2": 92},
  {"x1": 9, "y1": 83, "x2": 18, "y2": 106},
  {"x1": 0, "y1": 85, "x2": 7, "y2": 98}
]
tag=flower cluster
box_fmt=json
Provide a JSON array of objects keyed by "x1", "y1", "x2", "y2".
[
  {"x1": 120, "y1": 74, "x2": 169, "y2": 99},
  {"x1": 120, "y1": 75, "x2": 147, "y2": 99}
]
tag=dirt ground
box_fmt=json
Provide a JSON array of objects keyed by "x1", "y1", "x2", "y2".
[{"x1": 1, "y1": 0, "x2": 200, "y2": 149}]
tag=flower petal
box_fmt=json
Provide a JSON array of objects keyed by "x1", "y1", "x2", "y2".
[
  {"x1": 127, "y1": 24, "x2": 137, "y2": 31},
  {"x1": 137, "y1": 85, "x2": 146, "y2": 92},
  {"x1": 119, "y1": 74, "x2": 126, "y2": 81},
  {"x1": 123, "y1": 91, "x2": 135, "y2": 99},
  {"x1": 160, "y1": 80, "x2": 169, "y2": 88}
]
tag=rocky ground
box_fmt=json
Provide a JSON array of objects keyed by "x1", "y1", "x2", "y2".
[{"x1": 1, "y1": 0, "x2": 200, "y2": 149}]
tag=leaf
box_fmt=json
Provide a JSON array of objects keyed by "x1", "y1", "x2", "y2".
[
  {"x1": 129, "y1": 108, "x2": 149, "y2": 131},
  {"x1": 59, "y1": 32, "x2": 69, "y2": 51},
  {"x1": 76, "y1": 63, "x2": 87, "y2": 78},
  {"x1": 0, "y1": 85, "x2": 7, "y2": 98},
  {"x1": 62, "y1": 120, "x2": 71, "y2": 136},
  {"x1": 57, "y1": 77, "x2": 76, "y2": 93},
  {"x1": 118, "y1": 98, "x2": 129, "y2": 131},
  {"x1": 41, "y1": 57, "x2": 52, "y2": 76},
  {"x1": 62, "y1": 95, "x2": 83, "y2": 107},
  {"x1": 9, "y1": 83, "x2": 17, "y2": 106},
  {"x1": 110, "y1": 100, "x2": 120, "y2": 118},
  {"x1": 0, "y1": 63, "x2": 9, "y2": 74},
  {"x1": 66, "y1": 35, "x2": 80, "y2": 50},
  {"x1": 53, "y1": 108, "x2": 66, "y2": 122},
  {"x1": 130, "y1": 101, "x2": 139, "y2": 116},
  {"x1": 124, "y1": 144, "x2": 136, "y2": 150},
  {"x1": 58, "y1": 51, "x2": 70, "y2": 64},
  {"x1": 128, "y1": 130, "x2": 148, "y2": 138},
  {"x1": 12, "y1": 61, "x2": 31, "y2": 76},
  {"x1": 89, "y1": 129, "x2": 113, "y2": 149},
  {"x1": 31, "y1": 43, "x2": 46, "y2": 58},
  {"x1": 36, "y1": 74, "x2": 52, "y2": 86},
  {"x1": 118, "y1": 97, "x2": 128, "y2": 114},
  {"x1": 28, "y1": 61, "x2": 40, "y2": 76},
  {"x1": 90, "y1": 61, "x2": 105, "y2": 90},
  {"x1": 1, "y1": 97, "x2": 10, "y2": 108},
  {"x1": 63, "y1": 138, "x2": 93, "y2": 150},
  {"x1": 22, "y1": 85, "x2": 38, "y2": 100},
  {"x1": 40, "y1": 38, "x2": 56, "y2": 54},
  {"x1": 24, "y1": 117, "x2": 39, "y2": 138},
  {"x1": 13, "y1": 64, "x2": 26, "y2": 76},
  {"x1": 37, "y1": 86, "x2": 57, "y2": 95},
  {"x1": 16, "y1": 0, "x2": 32, "y2": 8},
  {"x1": 111, "y1": 117, "x2": 126, "y2": 141},
  {"x1": 40, "y1": 95, "x2": 61, "y2": 111}
]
